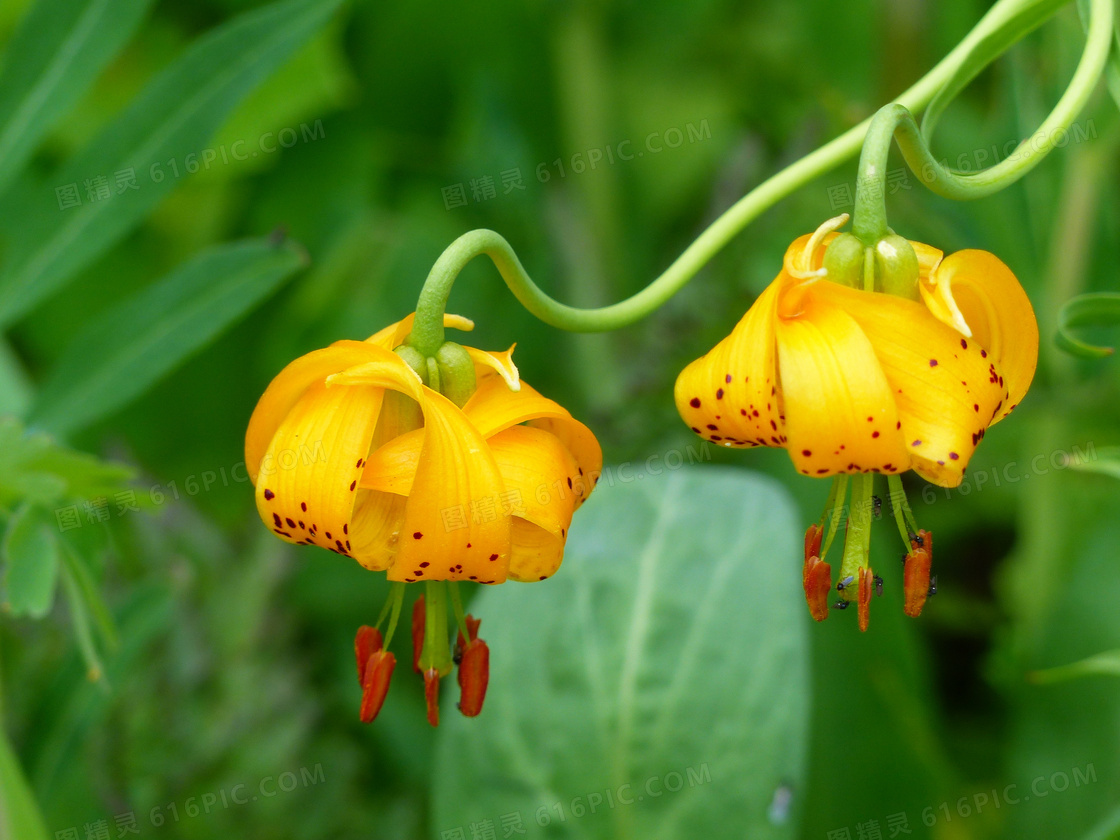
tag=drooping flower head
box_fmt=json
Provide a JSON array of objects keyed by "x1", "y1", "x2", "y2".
[
  {"x1": 246, "y1": 313, "x2": 601, "y2": 724},
  {"x1": 676, "y1": 216, "x2": 1038, "y2": 629}
]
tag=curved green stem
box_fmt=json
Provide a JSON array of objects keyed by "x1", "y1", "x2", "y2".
[
  {"x1": 854, "y1": 0, "x2": 1112, "y2": 239},
  {"x1": 411, "y1": 0, "x2": 1098, "y2": 338}
]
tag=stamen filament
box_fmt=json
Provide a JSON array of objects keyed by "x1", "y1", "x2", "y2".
[
  {"x1": 448, "y1": 581, "x2": 472, "y2": 643},
  {"x1": 381, "y1": 582, "x2": 406, "y2": 649},
  {"x1": 820, "y1": 475, "x2": 849, "y2": 562},
  {"x1": 888, "y1": 474, "x2": 920, "y2": 534},
  {"x1": 887, "y1": 476, "x2": 913, "y2": 547}
]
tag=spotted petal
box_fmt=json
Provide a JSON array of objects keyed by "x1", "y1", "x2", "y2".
[
  {"x1": 254, "y1": 381, "x2": 384, "y2": 558},
  {"x1": 774, "y1": 292, "x2": 910, "y2": 477},
  {"x1": 675, "y1": 278, "x2": 785, "y2": 450},
  {"x1": 923, "y1": 250, "x2": 1037, "y2": 424},
  {"x1": 813, "y1": 281, "x2": 1007, "y2": 487},
  {"x1": 245, "y1": 341, "x2": 398, "y2": 484}
]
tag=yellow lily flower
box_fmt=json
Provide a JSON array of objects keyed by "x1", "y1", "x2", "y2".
[
  {"x1": 676, "y1": 220, "x2": 1038, "y2": 629},
  {"x1": 245, "y1": 313, "x2": 601, "y2": 723},
  {"x1": 676, "y1": 231, "x2": 1037, "y2": 485}
]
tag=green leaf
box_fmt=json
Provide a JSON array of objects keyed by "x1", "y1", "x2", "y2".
[
  {"x1": 0, "y1": 0, "x2": 343, "y2": 327},
  {"x1": 29, "y1": 236, "x2": 307, "y2": 436},
  {"x1": 0, "y1": 338, "x2": 33, "y2": 416},
  {"x1": 433, "y1": 466, "x2": 808, "y2": 840},
  {"x1": 0, "y1": 0, "x2": 153, "y2": 197},
  {"x1": 1055, "y1": 292, "x2": 1120, "y2": 358},
  {"x1": 2, "y1": 504, "x2": 61, "y2": 618},
  {"x1": 921, "y1": 0, "x2": 1067, "y2": 142},
  {"x1": 0, "y1": 727, "x2": 50, "y2": 840},
  {"x1": 0, "y1": 417, "x2": 134, "y2": 508}
]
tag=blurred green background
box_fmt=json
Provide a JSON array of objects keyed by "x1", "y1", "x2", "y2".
[{"x1": 1, "y1": 0, "x2": 1119, "y2": 838}]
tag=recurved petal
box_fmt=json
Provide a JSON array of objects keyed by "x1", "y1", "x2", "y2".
[
  {"x1": 486, "y1": 426, "x2": 579, "y2": 581},
  {"x1": 246, "y1": 340, "x2": 398, "y2": 484},
  {"x1": 812, "y1": 281, "x2": 1007, "y2": 487},
  {"x1": 775, "y1": 294, "x2": 910, "y2": 477},
  {"x1": 466, "y1": 345, "x2": 520, "y2": 391},
  {"x1": 254, "y1": 380, "x2": 384, "y2": 558},
  {"x1": 365, "y1": 313, "x2": 476, "y2": 350},
  {"x1": 463, "y1": 377, "x2": 601, "y2": 505},
  {"x1": 675, "y1": 278, "x2": 786, "y2": 450},
  {"x1": 390, "y1": 388, "x2": 511, "y2": 584},
  {"x1": 923, "y1": 250, "x2": 1037, "y2": 424}
]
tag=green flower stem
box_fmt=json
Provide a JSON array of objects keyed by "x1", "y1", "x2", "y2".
[
  {"x1": 853, "y1": 0, "x2": 1112, "y2": 240},
  {"x1": 408, "y1": 0, "x2": 1091, "y2": 341}
]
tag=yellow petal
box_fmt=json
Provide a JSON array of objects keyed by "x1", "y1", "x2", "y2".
[
  {"x1": 924, "y1": 250, "x2": 1037, "y2": 424},
  {"x1": 245, "y1": 340, "x2": 400, "y2": 484},
  {"x1": 812, "y1": 281, "x2": 1008, "y2": 487},
  {"x1": 466, "y1": 344, "x2": 520, "y2": 391},
  {"x1": 508, "y1": 518, "x2": 567, "y2": 584},
  {"x1": 463, "y1": 376, "x2": 601, "y2": 504},
  {"x1": 348, "y1": 489, "x2": 406, "y2": 571},
  {"x1": 254, "y1": 381, "x2": 384, "y2": 558},
  {"x1": 675, "y1": 278, "x2": 786, "y2": 449},
  {"x1": 365, "y1": 313, "x2": 475, "y2": 350},
  {"x1": 486, "y1": 426, "x2": 579, "y2": 581},
  {"x1": 389, "y1": 388, "x2": 511, "y2": 584},
  {"x1": 775, "y1": 293, "x2": 910, "y2": 477}
]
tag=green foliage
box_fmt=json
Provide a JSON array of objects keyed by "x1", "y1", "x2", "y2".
[
  {"x1": 434, "y1": 468, "x2": 808, "y2": 840},
  {"x1": 0, "y1": 1, "x2": 1117, "y2": 839},
  {"x1": 29, "y1": 236, "x2": 308, "y2": 436},
  {"x1": 0, "y1": 0, "x2": 341, "y2": 326},
  {"x1": 0, "y1": 727, "x2": 50, "y2": 840},
  {"x1": 0, "y1": 0, "x2": 153, "y2": 196}
]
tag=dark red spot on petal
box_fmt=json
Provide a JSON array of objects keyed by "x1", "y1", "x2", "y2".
[
  {"x1": 413, "y1": 532, "x2": 423, "y2": 539},
  {"x1": 690, "y1": 398, "x2": 701, "y2": 408},
  {"x1": 263, "y1": 489, "x2": 274, "y2": 501}
]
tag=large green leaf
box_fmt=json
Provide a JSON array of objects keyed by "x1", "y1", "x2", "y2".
[
  {"x1": 432, "y1": 466, "x2": 808, "y2": 840},
  {"x1": 2, "y1": 503, "x2": 61, "y2": 618},
  {"x1": 29, "y1": 237, "x2": 307, "y2": 436},
  {"x1": 0, "y1": 0, "x2": 343, "y2": 327},
  {"x1": 0, "y1": 0, "x2": 153, "y2": 198},
  {"x1": 0, "y1": 727, "x2": 50, "y2": 840}
]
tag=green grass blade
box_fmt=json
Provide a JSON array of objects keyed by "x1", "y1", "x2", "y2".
[
  {"x1": 29, "y1": 237, "x2": 307, "y2": 436},
  {"x1": 0, "y1": 0, "x2": 153, "y2": 197},
  {"x1": 0, "y1": 0, "x2": 343, "y2": 327}
]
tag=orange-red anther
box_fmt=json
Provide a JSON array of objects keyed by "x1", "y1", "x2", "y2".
[
  {"x1": 423, "y1": 668, "x2": 440, "y2": 727},
  {"x1": 802, "y1": 555, "x2": 832, "y2": 622},
  {"x1": 903, "y1": 533, "x2": 933, "y2": 617},
  {"x1": 457, "y1": 639, "x2": 490, "y2": 717},
  {"x1": 804, "y1": 524, "x2": 823, "y2": 568},
  {"x1": 359, "y1": 650, "x2": 395, "y2": 724},
  {"x1": 355, "y1": 625, "x2": 382, "y2": 685},
  {"x1": 857, "y1": 567, "x2": 873, "y2": 632},
  {"x1": 411, "y1": 595, "x2": 426, "y2": 673}
]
